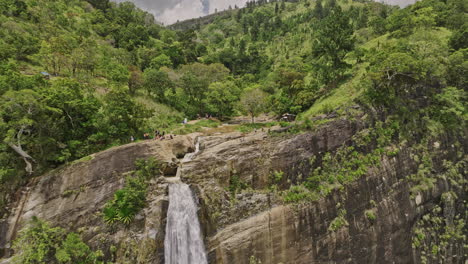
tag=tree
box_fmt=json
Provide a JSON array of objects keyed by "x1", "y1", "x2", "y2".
[
  {"x1": 447, "y1": 49, "x2": 467, "y2": 88},
  {"x1": 143, "y1": 68, "x2": 173, "y2": 101},
  {"x1": 97, "y1": 87, "x2": 149, "y2": 143},
  {"x1": 386, "y1": 8, "x2": 413, "y2": 37},
  {"x1": 311, "y1": 6, "x2": 355, "y2": 86},
  {"x1": 203, "y1": 81, "x2": 241, "y2": 119},
  {"x1": 128, "y1": 66, "x2": 143, "y2": 95},
  {"x1": 449, "y1": 27, "x2": 467, "y2": 51},
  {"x1": 105, "y1": 62, "x2": 129, "y2": 84},
  {"x1": 0, "y1": 89, "x2": 54, "y2": 174},
  {"x1": 149, "y1": 54, "x2": 172, "y2": 70},
  {"x1": 239, "y1": 88, "x2": 267, "y2": 123},
  {"x1": 40, "y1": 79, "x2": 100, "y2": 162},
  {"x1": 313, "y1": 0, "x2": 324, "y2": 19}
]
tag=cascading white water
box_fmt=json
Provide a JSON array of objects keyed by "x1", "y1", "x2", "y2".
[
  {"x1": 164, "y1": 184, "x2": 208, "y2": 264},
  {"x1": 164, "y1": 137, "x2": 207, "y2": 264},
  {"x1": 182, "y1": 140, "x2": 200, "y2": 162}
]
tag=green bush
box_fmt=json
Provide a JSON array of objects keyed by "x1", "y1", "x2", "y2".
[
  {"x1": 227, "y1": 171, "x2": 248, "y2": 196},
  {"x1": 365, "y1": 210, "x2": 377, "y2": 221},
  {"x1": 319, "y1": 103, "x2": 334, "y2": 115},
  {"x1": 134, "y1": 157, "x2": 161, "y2": 180},
  {"x1": 269, "y1": 170, "x2": 284, "y2": 187},
  {"x1": 103, "y1": 176, "x2": 147, "y2": 225},
  {"x1": 328, "y1": 209, "x2": 348, "y2": 231},
  {"x1": 283, "y1": 185, "x2": 318, "y2": 203},
  {"x1": 102, "y1": 158, "x2": 160, "y2": 225},
  {"x1": 12, "y1": 217, "x2": 100, "y2": 264}
]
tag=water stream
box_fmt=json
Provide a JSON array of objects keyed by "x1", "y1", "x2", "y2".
[{"x1": 164, "y1": 138, "x2": 207, "y2": 264}]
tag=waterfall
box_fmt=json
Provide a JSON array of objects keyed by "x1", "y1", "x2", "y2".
[
  {"x1": 182, "y1": 140, "x2": 200, "y2": 162},
  {"x1": 164, "y1": 137, "x2": 207, "y2": 264}
]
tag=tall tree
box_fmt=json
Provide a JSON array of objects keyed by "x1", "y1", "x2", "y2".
[
  {"x1": 313, "y1": 0, "x2": 324, "y2": 19},
  {"x1": 311, "y1": 6, "x2": 355, "y2": 86},
  {"x1": 239, "y1": 88, "x2": 267, "y2": 123}
]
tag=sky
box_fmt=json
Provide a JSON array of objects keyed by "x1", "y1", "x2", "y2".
[{"x1": 111, "y1": 0, "x2": 417, "y2": 25}]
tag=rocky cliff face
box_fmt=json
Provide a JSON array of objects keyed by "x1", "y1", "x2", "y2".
[
  {"x1": 0, "y1": 136, "x2": 195, "y2": 262},
  {"x1": 1, "y1": 118, "x2": 465, "y2": 264},
  {"x1": 206, "y1": 148, "x2": 465, "y2": 264},
  {"x1": 180, "y1": 118, "x2": 466, "y2": 264}
]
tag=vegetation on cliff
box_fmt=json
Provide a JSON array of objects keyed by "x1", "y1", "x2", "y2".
[
  {"x1": 12, "y1": 217, "x2": 102, "y2": 264},
  {"x1": 0, "y1": 0, "x2": 466, "y2": 262},
  {"x1": 103, "y1": 158, "x2": 160, "y2": 225}
]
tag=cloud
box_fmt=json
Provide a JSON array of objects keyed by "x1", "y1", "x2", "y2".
[
  {"x1": 111, "y1": 0, "x2": 415, "y2": 25},
  {"x1": 381, "y1": 0, "x2": 418, "y2": 7},
  {"x1": 158, "y1": 0, "x2": 205, "y2": 25},
  {"x1": 111, "y1": 0, "x2": 249, "y2": 25},
  {"x1": 208, "y1": 0, "x2": 248, "y2": 13}
]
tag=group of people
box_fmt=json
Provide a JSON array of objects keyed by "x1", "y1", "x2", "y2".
[
  {"x1": 130, "y1": 130, "x2": 174, "y2": 142},
  {"x1": 152, "y1": 130, "x2": 172, "y2": 140}
]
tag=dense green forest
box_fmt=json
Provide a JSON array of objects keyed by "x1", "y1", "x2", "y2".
[{"x1": 0, "y1": 0, "x2": 466, "y2": 225}]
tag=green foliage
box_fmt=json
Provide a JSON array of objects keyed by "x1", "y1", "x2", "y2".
[
  {"x1": 433, "y1": 86, "x2": 467, "y2": 130},
  {"x1": 102, "y1": 158, "x2": 160, "y2": 225},
  {"x1": 134, "y1": 157, "x2": 161, "y2": 180},
  {"x1": 227, "y1": 170, "x2": 248, "y2": 196},
  {"x1": 12, "y1": 217, "x2": 100, "y2": 264},
  {"x1": 269, "y1": 170, "x2": 284, "y2": 186},
  {"x1": 283, "y1": 185, "x2": 318, "y2": 203},
  {"x1": 311, "y1": 6, "x2": 355, "y2": 85},
  {"x1": 412, "y1": 204, "x2": 466, "y2": 263},
  {"x1": 282, "y1": 119, "x2": 400, "y2": 203},
  {"x1": 328, "y1": 209, "x2": 348, "y2": 232},
  {"x1": 365, "y1": 210, "x2": 377, "y2": 221},
  {"x1": 143, "y1": 68, "x2": 174, "y2": 101},
  {"x1": 0, "y1": 0, "x2": 466, "y2": 237},
  {"x1": 203, "y1": 81, "x2": 241, "y2": 119},
  {"x1": 103, "y1": 176, "x2": 147, "y2": 225},
  {"x1": 239, "y1": 88, "x2": 268, "y2": 123},
  {"x1": 97, "y1": 87, "x2": 150, "y2": 144}
]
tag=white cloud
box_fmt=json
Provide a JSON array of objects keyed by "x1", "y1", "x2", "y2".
[
  {"x1": 209, "y1": 0, "x2": 248, "y2": 13},
  {"x1": 112, "y1": 0, "x2": 415, "y2": 25},
  {"x1": 158, "y1": 0, "x2": 205, "y2": 25},
  {"x1": 111, "y1": 0, "x2": 249, "y2": 25},
  {"x1": 380, "y1": 0, "x2": 418, "y2": 7}
]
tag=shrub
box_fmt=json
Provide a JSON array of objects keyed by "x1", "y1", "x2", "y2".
[
  {"x1": 365, "y1": 209, "x2": 376, "y2": 221},
  {"x1": 134, "y1": 157, "x2": 161, "y2": 180},
  {"x1": 102, "y1": 158, "x2": 160, "y2": 225},
  {"x1": 103, "y1": 176, "x2": 147, "y2": 225},
  {"x1": 269, "y1": 170, "x2": 284, "y2": 186},
  {"x1": 12, "y1": 217, "x2": 100, "y2": 264},
  {"x1": 328, "y1": 209, "x2": 348, "y2": 232},
  {"x1": 319, "y1": 103, "x2": 334, "y2": 114},
  {"x1": 228, "y1": 171, "x2": 248, "y2": 196},
  {"x1": 283, "y1": 185, "x2": 318, "y2": 203}
]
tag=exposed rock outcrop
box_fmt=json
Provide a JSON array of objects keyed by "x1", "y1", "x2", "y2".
[
  {"x1": 206, "y1": 149, "x2": 464, "y2": 264},
  {"x1": 1, "y1": 117, "x2": 465, "y2": 264},
  {"x1": 179, "y1": 119, "x2": 465, "y2": 264},
  {"x1": 0, "y1": 136, "x2": 195, "y2": 261}
]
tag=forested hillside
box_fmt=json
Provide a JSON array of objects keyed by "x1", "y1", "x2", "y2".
[{"x1": 0, "y1": 0, "x2": 466, "y2": 260}]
